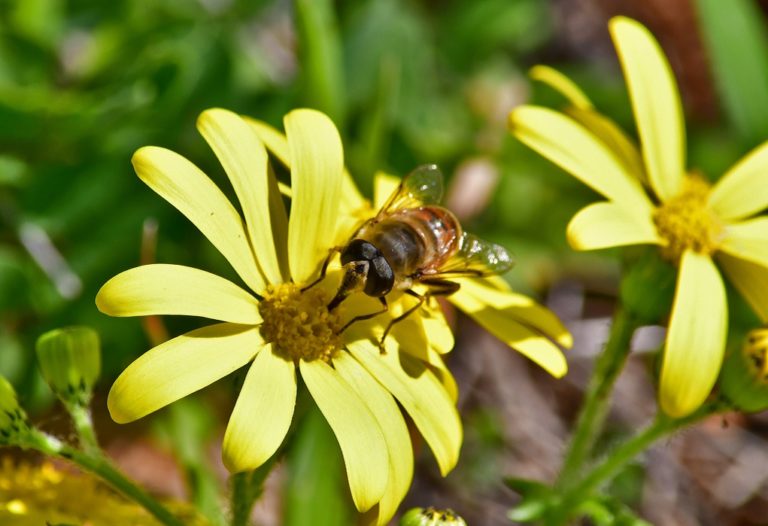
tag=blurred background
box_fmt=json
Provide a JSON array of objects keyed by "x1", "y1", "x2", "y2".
[{"x1": 2, "y1": 0, "x2": 768, "y2": 524}]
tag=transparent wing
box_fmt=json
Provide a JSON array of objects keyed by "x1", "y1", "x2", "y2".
[
  {"x1": 435, "y1": 233, "x2": 515, "y2": 277},
  {"x1": 377, "y1": 164, "x2": 444, "y2": 218}
]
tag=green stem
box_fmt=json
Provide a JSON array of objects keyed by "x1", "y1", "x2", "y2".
[
  {"x1": 230, "y1": 458, "x2": 277, "y2": 526},
  {"x1": 558, "y1": 307, "x2": 639, "y2": 488},
  {"x1": 551, "y1": 403, "x2": 721, "y2": 524},
  {"x1": 26, "y1": 430, "x2": 185, "y2": 526},
  {"x1": 66, "y1": 401, "x2": 99, "y2": 455},
  {"x1": 230, "y1": 472, "x2": 251, "y2": 526}
]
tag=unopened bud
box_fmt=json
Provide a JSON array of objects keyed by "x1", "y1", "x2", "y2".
[
  {"x1": 0, "y1": 376, "x2": 29, "y2": 444},
  {"x1": 36, "y1": 326, "x2": 101, "y2": 405},
  {"x1": 400, "y1": 507, "x2": 467, "y2": 526},
  {"x1": 720, "y1": 328, "x2": 768, "y2": 412}
]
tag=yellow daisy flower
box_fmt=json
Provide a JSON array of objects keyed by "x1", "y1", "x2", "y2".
[
  {"x1": 0, "y1": 458, "x2": 203, "y2": 526},
  {"x1": 510, "y1": 16, "x2": 768, "y2": 418},
  {"x1": 96, "y1": 107, "x2": 568, "y2": 523}
]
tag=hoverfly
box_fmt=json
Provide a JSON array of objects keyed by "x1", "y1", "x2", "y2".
[{"x1": 306, "y1": 164, "x2": 514, "y2": 347}]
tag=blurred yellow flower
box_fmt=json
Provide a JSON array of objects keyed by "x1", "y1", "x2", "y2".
[
  {"x1": 97, "y1": 107, "x2": 569, "y2": 524},
  {"x1": 0, "y1": 458, "x2": 201, "y2": 526},
  {"x1": 510, "y1": 16, "x2": 768, "y2": 417}
]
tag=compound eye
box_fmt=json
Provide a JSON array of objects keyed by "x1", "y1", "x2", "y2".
[
  {"x1": 364, "y1": 256, "x2": 394, "y2": 296},
  {"x1": 341, "y1": 239, "x2": 378, "y2": 266}
]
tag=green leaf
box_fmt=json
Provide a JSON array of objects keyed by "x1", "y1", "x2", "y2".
[{"x1": 695, "y1": 0, "x2": 768, "y2": 145}]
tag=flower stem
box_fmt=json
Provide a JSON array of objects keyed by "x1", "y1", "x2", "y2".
[
  {"x1": 66, "y1": 401, "x2": 100, "y2": 455},
  {"x1": 230, "y1": 458, "x2": 276, "y2": 526},
  {"x1": 558, "y1": 307, "x2": 639, "y2": 488},
  {"x1": 550, "y1": 403, "x2": 721, "y2": 524},
  {"x1": 25, "y1": 429, "x2": 185, "y2": 526}
]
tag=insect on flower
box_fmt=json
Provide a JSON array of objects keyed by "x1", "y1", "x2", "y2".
[{"x1": 306, "y1": 164, "x2": 515, "y2": 347}]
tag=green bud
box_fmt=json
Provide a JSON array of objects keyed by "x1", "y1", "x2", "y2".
[
  {"x1": 720, "y1": 328, "x2": 768, "y2": 412},
  {"x1": 36, "y1": 326, "x2": 101, "y2": 405},
  {"x1": 400, "y1": 507, "x2": 467, "y2": 526},
  {"x1": 619, "y1": 247, "x2": 677, "y2": 325},
  {"x1": 0, "y1": 376, "x2": 29, "y2": 444}
]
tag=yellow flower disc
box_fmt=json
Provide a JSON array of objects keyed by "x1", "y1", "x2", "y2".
[
  {"x1": 259, "y1": 283, "x2": 343, "y2": 362},
  {"x1": 652, "y1": 175, "x2": 723, "y2": 261}
]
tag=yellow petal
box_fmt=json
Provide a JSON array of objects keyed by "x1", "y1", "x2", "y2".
[
  {"x1": 108, "y1": 324, "x2": 263, "y2": 423},
  {"x1": 425, "y1": 347, "x2": 459, "y2": 403},
  {"x1": 198, "y1": 109, "x2": 287, "y2": 283},
  {"x1": 96, "y1": 264, "x2": 261, "y2": 324},
  {"x1": 285, "y1": 109, "x2": 344, "y2": 283},
  {"x1": 348, "y1": 341, "x2": 462, "y2": 476},
  {"x1": 373, "y1": 171, "x2": 401, "y2": 210},
  {"x1": 453, "y1": 278, "x2": 572, "y2": 349},
  {"x1": 708, "y1": 141, "x2": 768, "y2": 220},
  {"x1": 223, "y1": 345, "x2": 296, "y2": 472},
  {"x1": 609, "y1": 16, "x2": 686, "y2": 201},
  {"x1": 719, "y1": 252, "x2": 768, "y2": 323},
  {"x1": 720, "y1": 217, "x2": 768, "y2": 267},
  {"x1": 299, "y1": 359, "x2": 388, "y2": 512},
  {"x1": 509, "y1": 106, "x2": 651, "y2": 211},
  {"x1": 529, "y1": 65, "x2": 593, "y2": 109},
  {"x1": 334, "y1": 352, "x2": 413, "y2": 526},
  {"x1": 420, "y1": 304, "x2": 454, "y2": 354},
  {"x1": 132, "y1": 147, "x2": 266, "y2": 293},
  {"x1": 659, "y1": 251, "x2": 726, "y2": 417},
  {"x1": 243, "y1": 115, "x2": 365, "y2": 210},
  {"x1": 450, "y1": 284, "x2": 568, "y2": 377},
  {"x1": 566, "y1": 108, "x2": 646, "y2": 184},
  {"x1": 566, "y1": 201, "x2": 662, "y2": 251}
]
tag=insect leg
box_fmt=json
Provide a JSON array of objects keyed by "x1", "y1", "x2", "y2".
[
  {"x1": 378, "y1": 289, "x2": 427, "y2": 353},
  {"x1": 301, "y1": 246, "x2": 341, "y2": 292},
  {"x1": 338, "y1": 297, "x2": 388, "y2": 333}
]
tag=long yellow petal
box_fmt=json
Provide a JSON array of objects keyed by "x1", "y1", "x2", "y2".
[
  {"x1": 708, "y1": 141, "x2": 768, "y2": 220},
  {"x1": 509, "y1": 106, "x2": 651, "y2": 211},
  {"x1": 348, "y1": 341, "x2": 462, "y2": 476},
  {"x1": 530, "y1": 65, "x2": 593, "y2": 109},
  {"x1": 243, "y1": 115, "x2": 365, "y2": 210},
  {"x1": 449, "y1": 285, "x2": 568, "y2": 377},
  {"x1": 452, "y1": 278, "x2": 572, "y2": 348},
  {"x1": 198, "y1": 109, "x2": 287, "y2": 284},
  {"x1": 719, "y1": 252, "x2": 768, "y2": 323},
  {"x1": 285, "y1": 110, "x2": 344, "y2": 283},
  {"x1": 420, "y1": 304, "x2": 454, "y2": 354},
  {"x1": 566, "y1": 108, "x2": 646, "y2": 183},
  {"x1": 132, "y1": 146, "x2": 266, "y2": 293},
  {"x1": 108, "y1": 324, "x2": 263, "y2": 423},
  {"x1": 222, "y1": 345, "x2": 296, "y2": 472},
  {"x1": 720, "y1": 217, "x2": 768, "y2": 268},
  {"x1": 610, "y1": 16, "x2": 685, "y2": 201},
  {"x1": 567, "y1": 201, "x2": 661, "y2": 251},
  {"x1": 299, "y1": 359, "x2": 388, "y2": 512},
  {"x1": 96, "y1": 264, "x2": 261, "y2": 324},
  {"x1": 660, "y1": 251, "x2": 726, "y2": 417},
  {"x1": 334, "y1": 352, "x2": 413, "y2": 526}
]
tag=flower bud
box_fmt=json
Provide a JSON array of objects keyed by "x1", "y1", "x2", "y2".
[
  {"x1": 36, "y1": 326, "x2": 101, "y2": 405},
  {"x1": 0, "y1": 376, "x2": 29, "y2": 445},
  {"x1": 720, "y1": 328, "x2": 768, "y2": 412},
  {"x1": 400, "y1": 507, "x2": 467, "y2": 526}
]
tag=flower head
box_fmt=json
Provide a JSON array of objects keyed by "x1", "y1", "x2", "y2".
[
  {"x1": 97, "y1": 107, "x2": 569, "y2": 523},
  {"x1": 510, "y1": 16, "x2": 768, "y2": 417}
]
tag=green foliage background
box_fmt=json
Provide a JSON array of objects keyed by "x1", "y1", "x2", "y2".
[{"x1": 1, "y1": 0, "x2": 767, "y2": 522}]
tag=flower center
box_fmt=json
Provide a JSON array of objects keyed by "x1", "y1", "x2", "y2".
[
  {"x1": 652, "y1": 175, "x2": 723, "y2": 261},
  {"x1": 258, "y1": 283, "x2": 343, "y2": 362}
]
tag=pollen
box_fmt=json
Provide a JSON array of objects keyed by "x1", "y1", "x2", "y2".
[
  {"x1": 652, "y1": 175, "x2": 723, "y2": 262},
  {"x1": 258, "y1": 283, "x2": 343, "y2": 363}
]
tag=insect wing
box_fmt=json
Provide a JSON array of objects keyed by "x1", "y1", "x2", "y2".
[
  {"x1": 437, "y1": 232, "x2": 515, "y2": 277},
  {"x1": 377, "y1": 164, "x2": 444, "y2": 217}
]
